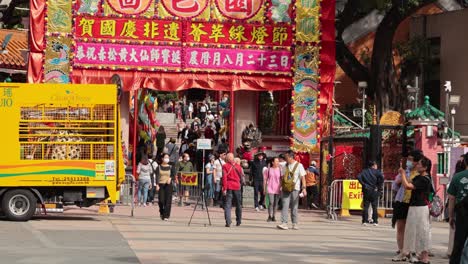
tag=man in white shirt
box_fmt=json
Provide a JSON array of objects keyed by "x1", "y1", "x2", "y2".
[
  {"x1": 277, "y1": 151, "x2": 307, "y2": 230},
  {"x1": 199, "y1": 101, "x2": 208, "y2": 126},
  {"x1": 213, "y1": 150, "x2": 227, "y2": 207}
]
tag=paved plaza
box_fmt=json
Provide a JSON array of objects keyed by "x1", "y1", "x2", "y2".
[{"x1": 0, "y1": 205, "x2": 451, "y2": 264}]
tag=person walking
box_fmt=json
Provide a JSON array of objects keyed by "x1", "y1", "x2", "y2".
[
  {"x1": 156, "y1": 126, "x2": 166, "y2": 158},
  {"x1": 164, "y1": 138, "x2": 179, "y2": 165},
  {"x1": 204, "y1": 124, "x2": 215, "y2": 142},
  {"x1": 277, "y1": 151, "x2": 307, "y2": 230},
  {"x1": 222, "y1": 153, "x2": 243, "y2": 227},
  {"x1": 264, "y1": 157, "x2": 282, "y2": 222},
  {"x1": 199, "y1": 101, "x2": 208, "y2": 126},
  {"x1": 251, "y1": 151, "x2": 267, "y2": 211},
  {"x1": 156, "y1": 153, "x2": 176, "y2": 221},
  {"x1": 188, "y1": 102, "x2": 194, "y2": 119},
  {"x1": 205, "y1": 154, "x2": 215, "y2": 206},
  {"x1": 176, "y1": 153, "x2": 194, "y2": 206},
  {"x1": 392, "y1": 150, "x2": 424, "y2": 261},
  {"x1": 448, "y1": 153, "x2": 468, "y2": 264},
  {"x1": 147, "y1": 155, "x2": 159, "y2": 205},
  {"x1": 357, "y1": 161, "x2": 384, "y2": 226},
  {"x1": 213, "y1": 116, "x2": 221, "y2": 146},
  {"x1": 137, "y1": 156, "x2": 153, "y2": 207},
  {"x1": 306, "y1": 161, "x2": 320, "y2": 209},
  {"x1": 398, "y1": 156, "x2": 433, "y2": 264},
  {"x1": 213, "y1": 151, "x2": 227, "y2": 207},
  {"x1": 446, "y1": 155, "x2": 466, "y2": 258}
]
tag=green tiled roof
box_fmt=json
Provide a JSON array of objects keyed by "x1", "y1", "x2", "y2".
[
  {"x1": 406, "y1": 96, "x2": 445, "y2": 122},
  {"x1": 447, "y1": 128, "x2": 461, "y2": 139},
  {"x1": 334, "y1": 114, "x2": 353, "y2": 127}
]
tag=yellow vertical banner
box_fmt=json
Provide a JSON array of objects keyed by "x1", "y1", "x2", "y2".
[
  {"x1": 47, "y1": 0, "x2": 72, "y2": 33},
  {"x1": 341, "y1": 180, "x2": 363, "y2": 210}
]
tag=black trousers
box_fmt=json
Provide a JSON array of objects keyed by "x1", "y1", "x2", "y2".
[
  {"x1": 253, "y1": 181, "x2": 265, "y2": 208},
  {"x1": 224, "y1": 190, "x2": 242, "y2": 225},
  {"x1": 306, "y1": 185, "x2": 319, "y2": 208},
  {"x1": 450, "y1": 211, "x2": 468, "y2": 264},
  {"x1": 147, "y1": 187, "x2": 156, "y2": 203},
  {"x1": 362, "y1": 190, "x2": 379, "y2": 224},
  {"x1": 158, "y1": 184, "x2": 173, "y2": 219}
]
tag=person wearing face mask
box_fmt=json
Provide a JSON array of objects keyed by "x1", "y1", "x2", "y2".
[
  {"x1": 156, "y1": 153, "x2": 176, "y2": 221},
  {"x1": 392, "y1": 149, "x2": 424, "y2": 262},
  {"x1": 175, "y1": 153, "x2": 194, "y2": 206}
]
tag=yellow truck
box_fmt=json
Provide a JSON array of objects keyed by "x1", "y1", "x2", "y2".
[{"x1": 0, "y1": 83, "x2": 125, "y2": 221}]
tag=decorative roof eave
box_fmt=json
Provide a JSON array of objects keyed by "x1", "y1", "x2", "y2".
[
  {"x1": 409, "y1": 120, "x2": 441, "y2": 126},
  {"x1": 406, "y1": 96, "x2": 445, "y2": 124}
]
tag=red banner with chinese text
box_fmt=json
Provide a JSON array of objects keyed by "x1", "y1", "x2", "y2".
[
  {"x1": 75, "y1": 16, "x2": 182, "y2": 43},
  {"x1": 75, "y1": 15, "x2": 293, "y2": 47}
]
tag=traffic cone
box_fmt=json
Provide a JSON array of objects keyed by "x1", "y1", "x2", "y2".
[{"x1": 98, "y1": 201, "x2": 110, "y2": 214}]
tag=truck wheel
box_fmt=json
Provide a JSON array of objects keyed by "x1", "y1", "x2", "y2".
[{"x1": 2, "y1": 189, "x2": 37, "y2": 221}]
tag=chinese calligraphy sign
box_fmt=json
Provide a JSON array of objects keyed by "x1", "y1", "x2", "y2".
[
  {"x1": 75, "y1": 16, "x2": 183, "y2": 42},
  {"x1": 74, "y1": 42, "x2": 182, "y2": 70},
  {"x1": 74, "y1": 42, "x2": 292, "y2": 75}
]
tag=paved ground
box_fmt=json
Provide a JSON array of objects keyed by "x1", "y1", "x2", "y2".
[{"x1": 0, "y1": 204, "x2": 451, "y2": 264}]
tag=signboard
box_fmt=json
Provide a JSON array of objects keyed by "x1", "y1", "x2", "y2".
[
  {"x1": 180, "y1": 172, "x2": 198, "y2": 186},
  {"x1": 105, "y1": 160, "x2": 115, "y2": 176},
  {"x1": 197, "y1": 139, "x2": 212, "y2": 150},
  {"x1": 72, "y1": 13, "x2": 293, "y2": 75},
  {"x1": 341, "y1": 180, "x2": 363, "y2": 210}
]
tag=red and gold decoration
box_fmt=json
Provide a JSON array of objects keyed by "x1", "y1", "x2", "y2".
[{"x1": 29, "y1": 0, "x2": 336, "y2": 153}]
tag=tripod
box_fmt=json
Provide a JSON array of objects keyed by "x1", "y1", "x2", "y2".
[{"x1": 188, "y1": 186, "x2": 212, "y2": 226}]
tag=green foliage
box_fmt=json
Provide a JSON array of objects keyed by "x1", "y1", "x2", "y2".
[{"x1": 397, "y1": 36, "x2": 431, "y2": 79}]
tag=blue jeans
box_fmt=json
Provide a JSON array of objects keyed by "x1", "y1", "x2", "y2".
[
  {"x1": 138, "y1": 178, "x2": 151, "y2": 204},
  {"x1": 224, "y1": 190, "x2": 242, "y2": 225},
  {"x1": 205, "y1": 174, "x2": 214, "y2": 199}
]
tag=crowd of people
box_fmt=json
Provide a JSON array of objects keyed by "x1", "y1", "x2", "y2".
[
  {"x1": 355, "y1": 149, "x2": 468, "y2": 264},
  {"x1": 134, "y1": 146, "x2": 321, "y2": 230},
  {"x1": 135, "y1": 130, "x2": 468, "y2": 263}
]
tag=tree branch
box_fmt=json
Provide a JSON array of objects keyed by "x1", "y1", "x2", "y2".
[
  {"x1": 335, "y1": 0, "x2": 370, "y2": 84},
  {"x1": 336, "y1": 34, "x2": 370, "y2": 84}
]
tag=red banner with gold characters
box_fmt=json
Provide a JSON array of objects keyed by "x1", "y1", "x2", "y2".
[{"x1": 75, "y1": 16, "x2": 293, "y2": 47}]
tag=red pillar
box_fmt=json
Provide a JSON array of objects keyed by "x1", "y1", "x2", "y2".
[
  {"x1": 132, "y1": 91, "x2": 138, "y2": 180},
  {"x1": 229, "y1": 90, "x2": 235, "y2": 153}
]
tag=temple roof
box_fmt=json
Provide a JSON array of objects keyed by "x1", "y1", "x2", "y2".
[{"x1": 406, "y1": 96, "x2": 445, "y2": 122}]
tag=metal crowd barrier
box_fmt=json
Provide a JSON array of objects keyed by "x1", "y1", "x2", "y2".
[
  {"x1": 117, "y1": 174, "x2": 136, "y2": 216},
  {"x1": 118, "y1": 172, "x2": 205, "y2": 208},
  {"x1": 176, "y1": 172, "x2": 204, "y2": 206},
  {"x1": 327, "y1": 179, "x2": 394, "y2": 221}
]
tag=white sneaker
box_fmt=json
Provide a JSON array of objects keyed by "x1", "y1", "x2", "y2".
[
  {"x1": 373, "y1": 223, "x2": 379, "y2": 227},
  {"x1": 277, "y1": 223, "x2": 289, "y2": 230},
  {"x1": 362, "y1": 223, "x2": 369, "y2": 226},
  {"x1": 163, "y1": 218, "x2": 169, "y2": 221},
  {"x1": 311, "y1": 203, "x2": 318, "y2": 209},
  {"x1": 292, "y1": 224, "x2": 299, "y2": 230},
  {"x1": 408, "y1": 253, "x2": 418, "y2": 263},
  {"x1": 255, "y1": 207, "x2": 260, "y2": 212},
  {"x1": 259, "y1": 205, "x2": 264, "y2": 210},
  {"x1": 391, "y1": 253, "x2": 408, "y2": 262}
]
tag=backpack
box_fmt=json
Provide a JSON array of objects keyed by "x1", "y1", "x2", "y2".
[
  {"x1": 423, "y1": 176, "x2": 443, "y2": 218},
  {"x1": 282, "y1": 163, "x2": 299, "y2": 193}
]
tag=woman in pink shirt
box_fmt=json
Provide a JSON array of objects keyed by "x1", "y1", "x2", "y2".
[{"x1": 264, "y1": 157, "x2": 282, "y2": 222}]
